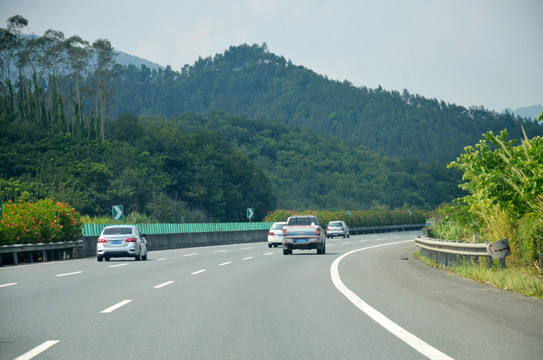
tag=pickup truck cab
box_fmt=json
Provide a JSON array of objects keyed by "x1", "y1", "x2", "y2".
[{"x1": 282, "y1": 215, "x2": 326, "y2": 255}]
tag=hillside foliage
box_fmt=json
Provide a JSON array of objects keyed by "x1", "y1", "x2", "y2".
[{"x1": 0, "y1": 16, "x2": 465, "y2": 222}]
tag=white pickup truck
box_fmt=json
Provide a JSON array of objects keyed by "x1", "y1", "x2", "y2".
[{"x1": 282, "y1": 215, "x2": 326, "y2": 255}]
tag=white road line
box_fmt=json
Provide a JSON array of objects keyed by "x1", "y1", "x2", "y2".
[
  {"x1": 331, "y1": 240, "x2": 454, "y2": 360},
  {"x1": 154, "y1": 281, "x2": 174, "y2": 289},
  {"x1": 184, "y1": 253, "x2": 198, "y2": 257},
  {"x1": 264, "y1": 252, "x2": 273, "y2": 256},
  {"x1": 157, "y1": 258, "x2": 166, "y2": 261},
  {"x1": 242, "y1": 256, "x2": 253, "y2": 260},
  {"x1": 214, "y1": 250, "x2": 227, "y2": 253},
  {"x1": 109, "y1": 263, "x2": 129, "y2": 268},
  {"x1": 219, "y1": 262, "x2": 231, "y2": 266},
  {"x1": 14, "y1": 340, "x2": 59, "y2": 360},
  {"x1": 56, "y1": 271, "x2": 83, "y2": 277},
  {"x1": 101, "y1": 300, "x2": 132, "y2": 313},
  {"x1": 0, "y1": 282, "x2": 17, "y2": 288},
  {"x1": 191, "y1": 269, "x2": 206, "y2": 275},
  {"x1": 242, "y1": 247, "x2": 253, "y2": 250}
]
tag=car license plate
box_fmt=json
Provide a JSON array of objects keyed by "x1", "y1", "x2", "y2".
[
  {"x1": 111, "y1": 241, "x2": 122, "y2": 245},
  {"x1": 295, "y1": 239, "x2": 307, "y2": 243}
]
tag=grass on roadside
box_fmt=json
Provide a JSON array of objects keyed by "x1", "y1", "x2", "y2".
[{"x1": 414, "y1": 251, "x2": 543, "y2": 299}]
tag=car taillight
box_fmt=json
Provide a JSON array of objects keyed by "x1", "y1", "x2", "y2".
[
  {"x1": 341, "y1": 227, "x2": 344, "y2": 231},
  {"x1": 97, "y1": 238, "x2": 107, "y2": 243},
  {"x1": 283, "y1": 228, "x2": 287, "y2": 237},
  {"x1": 316, "y1": 228, "x2": 320, "y2": 236},
  {"x1": 269, "y1": 231, "x2": 274, "y2": 236},
  {"x1": 125, "y1": 237, "x2": 137, "y2": 242}
]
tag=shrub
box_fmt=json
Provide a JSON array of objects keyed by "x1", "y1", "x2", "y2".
[
  {"x1": 0, "y1": 199, "x2": 83, "y2": 245},
  {"x1": 263, "y1": 209, "x2": 427, "y2": 228}
]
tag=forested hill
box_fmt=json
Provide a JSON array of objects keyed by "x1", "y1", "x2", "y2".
[{"x1": 110, "y1": 43, "x2": 541, "y2": 164}]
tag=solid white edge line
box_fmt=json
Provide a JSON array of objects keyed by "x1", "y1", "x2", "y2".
[
  {"x1": 56, "y1": 271, "x2": 83, "y2": 277},
  {"x1": 101, "y1": 300, "x2": 132, "y2": 313},
  {"x1": 154, "y1": 281, "x2": 174, "y2": 289},
  {"x1": 331, "y1": 240, "x2": 454, "y2": 360},
  {"x1": 191, "y1": 269, "x2": 206, "y2": 275},
  {"x1": 14, "y1": 340, "x2": 59, "y2": 360},
  {"x1": 0, "y1": 282, "x2": 18, "y2": 288}
]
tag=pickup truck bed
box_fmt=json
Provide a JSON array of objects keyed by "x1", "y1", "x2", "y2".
[{"x1": 282, "y1": 215, "x2": 326, "y2": 255}]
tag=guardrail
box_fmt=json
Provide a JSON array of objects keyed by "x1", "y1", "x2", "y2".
[
  {"x1": 0, "y1": 240, "x2": 83, "y2": 265},
  {"x1": 351, "y1": 223, "x2": 424, "y2": 234},
  {"x1": 415, "y1": 235, "x2": 511, "y2": 269}
]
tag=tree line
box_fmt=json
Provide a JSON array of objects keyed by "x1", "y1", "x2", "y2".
[
  {"x1": 0, "y1": 15, "x2": 116, "y2": 141},
  {"x1": 106, "y1": 44, "x2": 542, "y2": 164},
  {"x1": 2, "y1": 16, "x2": 540, "y2": 166}
]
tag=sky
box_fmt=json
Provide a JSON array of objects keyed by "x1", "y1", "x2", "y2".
[{"x1": 1, "y1": 0, "x2": 542, "y2": 113}]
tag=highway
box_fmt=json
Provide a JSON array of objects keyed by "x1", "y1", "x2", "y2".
[{"x1": 1, "y1": 231, "x2": 542, "y2": 359}]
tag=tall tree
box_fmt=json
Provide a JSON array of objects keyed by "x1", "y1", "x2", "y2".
[
  {"x1": 65, "y1": 35, "x2": 90, "y2": 137},
  {"x1": 92, "y1": 39, "x2": 115, "y2": 140},
  {"x1": 40, "y1": 29, "x2": 66, "y2": 132}
]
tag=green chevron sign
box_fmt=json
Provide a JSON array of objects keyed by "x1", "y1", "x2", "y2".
[{"x1": 112, "y1": 205, "x2": 124, "y2": 220}]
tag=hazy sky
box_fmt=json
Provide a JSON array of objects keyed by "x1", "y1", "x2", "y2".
[{"x1": 1, "y1": 0, "x2": 541, "y2": 112}]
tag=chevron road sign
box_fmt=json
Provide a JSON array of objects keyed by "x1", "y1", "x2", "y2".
[
  {"x1": 112, "y1": 205, "x2": 124, "y2": 220},
  {"x1": 247, "y1": 208, "x2": 254, "y2": 221}
]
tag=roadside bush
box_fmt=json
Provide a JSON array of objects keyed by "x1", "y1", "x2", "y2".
[
  {"x1": 0, "y1": 199, "x2": 83, "y2": 245},
  {"x1": 264, "y1": 209, "x2": 427, "y2": 228},
  {"x1": 514, "y1": 214, "x2": 543, "y2": 270}
]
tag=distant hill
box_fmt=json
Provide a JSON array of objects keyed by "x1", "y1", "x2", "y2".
[
  {"x1": 114, "y1": 51, "x2": 163, "y2": 71},
  {"x1": 504, "y1": 105, "x2": 543, "y2": 121},
  {"x1": 109, "y1": 44, "x2": 542, "y2": 164}
]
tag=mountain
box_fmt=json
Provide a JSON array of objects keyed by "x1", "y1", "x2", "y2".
[
  {"x1": 504, "y1": 105, "x2": 543, "y2": 121},
  {"x1": 114, "y1": 51, "x2": 163, "y2": 71},
  {"x1": 108, "y1": 44, "x2": 542, "y2": 164}
]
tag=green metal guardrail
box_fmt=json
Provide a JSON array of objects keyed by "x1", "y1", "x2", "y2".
[{"x1": 82, "y1": 222, "x2": 273, "y2": 237}]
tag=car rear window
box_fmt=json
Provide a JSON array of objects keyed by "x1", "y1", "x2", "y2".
[
  {"x1": 329, "y1": 222, "x2": 342, "y2": 227},
  {"x1": 288, "y1": 217, "x2": 318, "y2": 225},
  {"x1": 102, "y1": 227, "x2": 133, "y2": 235},
  {"x1": 271, "y1": 223, "x2": 284, "y2": 230}
]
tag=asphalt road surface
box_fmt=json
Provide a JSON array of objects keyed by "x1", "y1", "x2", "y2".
[{"x1": 1, "y1": 231, "x2": 542, "y2": 359}]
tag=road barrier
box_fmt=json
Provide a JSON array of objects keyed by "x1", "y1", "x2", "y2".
[
  {"x1": 0, "y1": 240, "x2": 83, "y2": 265},
  {"x1": 415, "y1": 235, "x2": 511, "y2": 269},
  {"x1": 351, "y1": 223, "x2": 424, "y2": 235}
]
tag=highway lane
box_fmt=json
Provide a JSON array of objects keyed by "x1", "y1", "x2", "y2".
[{"x1": 1, "y1": 231, "x2": 542, "y2": 359}]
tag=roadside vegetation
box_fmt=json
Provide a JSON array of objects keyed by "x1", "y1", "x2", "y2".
[
  {"x1": 264, "y1": 208, "x2": 427, "y2": 228},
  {"x1": 425, "y1": 124, "x2": 543, "y2": 297},
  {"x1": 415, "y1": 250, "x2": 543, "y2": 299}
]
